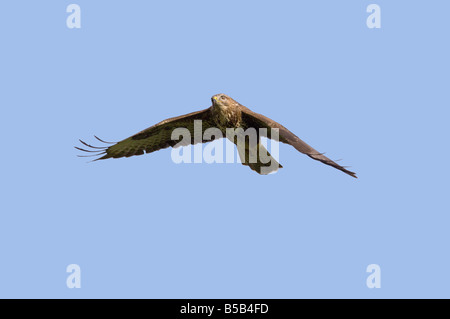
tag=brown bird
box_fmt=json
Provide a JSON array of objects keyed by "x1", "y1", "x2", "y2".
[{"x1": 76, "y1": 94, "x2": 356, "y2": 177}]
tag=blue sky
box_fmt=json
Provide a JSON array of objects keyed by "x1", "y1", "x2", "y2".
[{"x1": 1, "y1": 0, "x2": 449, "y2": 298}]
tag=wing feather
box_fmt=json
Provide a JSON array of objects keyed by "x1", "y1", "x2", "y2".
[
  {"x1": 240, "y1": 106, "x2": 357, "y2": 178},
  {"x1": 77, "y1": 108, "x2": 216, "y2": 161}
]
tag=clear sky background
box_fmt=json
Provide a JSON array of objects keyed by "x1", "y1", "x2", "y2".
[{"x1": 1, "y1": 0, "x2": 449, "y2": 298}]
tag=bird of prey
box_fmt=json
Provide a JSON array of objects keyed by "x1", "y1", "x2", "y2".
[{"x1": 76, "y1": 94, "x2": 356, "y2": 178}]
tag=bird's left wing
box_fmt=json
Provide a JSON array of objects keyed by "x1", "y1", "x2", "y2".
[
  {"x1": 76, "y1": 108, "x2": 215, "y2": 160},
  {"x1": 240, "y1": 106, "x2": 357, "y2": 178}
]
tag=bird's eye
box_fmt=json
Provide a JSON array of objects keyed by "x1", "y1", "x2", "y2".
[{"x1": 220, "y1": 95, "x2": 226, "y2": 100}]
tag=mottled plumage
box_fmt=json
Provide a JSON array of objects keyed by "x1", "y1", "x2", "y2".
[{"x1": 76, "y1": 94, "x2": 356, "y2": 177}]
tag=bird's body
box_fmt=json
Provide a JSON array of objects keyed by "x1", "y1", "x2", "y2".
[
  {"x1": 76, "y1": 94, "x2": 357, "y2": 178},
  {"x1": 210, "y1": 94, "x2": 242, "y2": 130}
]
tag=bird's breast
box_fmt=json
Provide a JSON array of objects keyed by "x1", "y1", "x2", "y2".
[{"x1": 212, "y1": 105, "x2": 241, "y2": 130}]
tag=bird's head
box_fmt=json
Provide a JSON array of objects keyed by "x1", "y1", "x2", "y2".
[{"x1": 211, "y1": 93, "x2": 235, "y2": 109}]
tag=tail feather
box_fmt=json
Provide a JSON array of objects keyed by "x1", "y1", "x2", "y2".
[{"x1": 232, "y1": 137, "x2": 282, "y2": 175}]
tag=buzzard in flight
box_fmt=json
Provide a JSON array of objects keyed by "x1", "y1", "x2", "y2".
[{"x1": 76, "y1": 94, "x2": 356, "y2": 178}]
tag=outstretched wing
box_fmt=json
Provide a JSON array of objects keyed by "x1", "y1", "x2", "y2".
[
  {"x1": 76, "y1": 108, "x2": 215, "y2": 160},
  {"x1": 240, "y1": 107, "x2": 357, "y2": 178}
]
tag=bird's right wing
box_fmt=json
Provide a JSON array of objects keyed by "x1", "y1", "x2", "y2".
[
  {"x1": 76, "y1": 108, "x2": 216, "y2": 160},
  {"x1": 240, "y1": 107, "x2": 357, "y2": 178}
]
